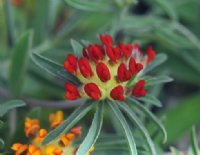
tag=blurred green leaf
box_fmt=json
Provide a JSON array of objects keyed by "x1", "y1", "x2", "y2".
[
  {"x1": 137, "y1": 95, "x2": 162, "y2": 107},
  {"x1": 162, "y1": 93, "x2": 200, "y2": 146},
  {"x1": 142, "y1": 54, "x2": 167, "y2": 75},
  {"x1": 64, "y1": 0, "x2": 113, "y2": 12},
  {"x1": 31, "y1": 52, "x2": 80, "y2": 85},
  {"x1": 0, "y1": 100, "x2": 26, "y2": 117},
  {"x1": 128, "y1": 98, "x2": 167, "y2": 143},
  {"x1": 118, "y1": 102, "x2": 157, "y2": 155},
  {"x1": 145, "y1": 76, "x2": 173, "y2": 87},
  {"x1": 76, "y1": 102, "x2": 104, "y2": 155},
  {"x1": 190, "y1": 126, "x2": 199, "y2": 155},
  {"x1": 43, "y1": 100, "x2": 93, "y2": 144},
  {"x1": 0, "y1": 120, "x2": 4, "y2": 129},
  {"x1": 0, "y1": 138, "x2": 5, "y2": 150},
  {"x1": 108, "y1": 101, "x2": 138, "y2": 155},
  {"x1": 70, "y1": 39, "x2": 83, "y2": 57},
  {"x1": 150, "y1": 0, "x2": 177, "y2": 20},
  {"x1": 9, "y1": 31, "x2": 33, "y2": 97}
]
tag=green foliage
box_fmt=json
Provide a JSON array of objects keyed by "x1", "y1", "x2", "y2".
[
  {"x1": 76, "y1": 102, "x2": 104, "y2": 155},
  {"x1": 117, "y1": 102, "x2": 156, "y2": 155},
  {"x1": 70, "y1": 39, "x2": 84, "y2": 58},
  {"x1": 108, "y1": 101, "x2": 137, "y2": 155},
  {"x1": 9, "y1": 31, "x2": 33, "y2": 97},
  {"x1": 0, "y1": 100, "x2": 26, "y2": 117},
  {"x1": 43, "y1": 100, "x2": 94, "y2": 144},
  {"x1": 0, "y1": 0, "x2": 200, "y2": 154},
  {"x1": 190, "y1": 126, "x2": 198, "y2": 155}
]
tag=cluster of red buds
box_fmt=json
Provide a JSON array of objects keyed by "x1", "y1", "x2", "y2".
[{"x1": 64, "y1": 34, "x2": 156, "y2": 101}]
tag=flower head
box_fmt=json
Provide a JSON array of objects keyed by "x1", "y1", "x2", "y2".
[{"x1": 64, "y1": 34, "x2": 156, "y2": 101}]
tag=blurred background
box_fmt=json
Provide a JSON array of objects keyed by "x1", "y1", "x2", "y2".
[{"x1": 0, "y1": 0, "x2": 200, "y2": 154}]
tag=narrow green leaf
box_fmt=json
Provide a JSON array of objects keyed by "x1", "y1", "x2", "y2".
[
  {"x1": 43, "y1": 101, "x2": 93, "y2": 144},
  {"x1": 3, "y1": 0, "x2": 15, "y2": 46},
  {"x1": 117, "y1": 102, "x2": 157, "y2": 155},
  {"x1": 9, "y1": 31, "x2": 33, "y2": 97},
  {"x1": 190, "y1": 126, "x2": 199, "y2": 155},
  {"x1": 0, "y1": 138, "x2": 5, "y2": 150},
  {"x1": 162, "y1": 93, "x2": 200, "y2": 146},
  {"x1": 0, "y1": 100, "x2": 26, "y2": 117},
  {"x1": 76, "y1": 102, "x2": 104, "y2": 155},
  {"x1": 142, "y1": 54, "x2": 167, "y2": 75},
  {"x1": 151, "y1": 0, "x2": 177, "y2": 20},
  {"x1": 64, "y1": 0, "x2": 112, "y2": 12},
  {"x1": 127, "y1": 97, "x2": 167, "y2": 143},
  {"x1": 70, "y1": 39, "x2": 83, "y2": 57},
  {"x1": 31, "y1": 52, "x2": 80, "y2": 85},
  {"x1": 0, "y1": 120, "x2": 4, "y2": 129},
  {"x1": 108, "y1": 101, "x2": 138, "y2": 155},
  {"x1": 145, "y1": 76, "x2": 173, "y2": 87},
  {"x1": 137, "y1": 95, "x2": 162, "y2": 107}
]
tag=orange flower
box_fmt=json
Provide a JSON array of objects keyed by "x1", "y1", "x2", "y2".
[
  {"x1": 49, "y1": 111, "x2": 64, "y2": 129},
  {"x1": 33, "y1": 129, "x2": 48, "y2": 143},
  {"x1": 11, "y1": 143, "x2": 27, "y2": 155},
  {"x1": 45, "y1": 146, "x2": 63, "y2": 155},
  {"x1": 25, "y1": 118, "x2": 40, "y2": 137},
  {"x1": 27, "y1": 144, "x2": 42, "y2": 155}
]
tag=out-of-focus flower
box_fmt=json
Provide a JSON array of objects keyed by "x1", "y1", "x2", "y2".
[
  {"x1": 64, "y1": 34, "x2": 156, "y2": 101},
  {"x1": 25, "y1": 118, "x2": 40, "y2": 137},
  {"x1": 49, "y1": 111, "x2": 64, "y2": 129},
  {"x1": 11, "y1": 111, "x2": 94, "y2": 155}
]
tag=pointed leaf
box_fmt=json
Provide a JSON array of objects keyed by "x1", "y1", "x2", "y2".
[
  {"x1": 43, "y1": 101, "x2": 93, "y2": 144},
  {"x1": 108, "y1": 101, "x2": 138, "y2": 155},
  {"x1": 127, "y1": 97, "x2": 167, "y2": 143},
  {"x1": 0, "y1": 100, "x2": 26, "y2": 117},
  {"x1": 31, "y1": 52, "x2": 80, "y2": 85},
  {"x1": 190, "y1": 126, "x2": 199, "y2": 155},
  {"x1": 137, "y1": 95, "x2": 162, "y2": 107},
  {"x1": 145, "y1": 76, "x2": 173, "y2": 87},
  {"x1": 76, "y1": 102, "x2": 104, "y2": 155},
  {"x1": 142, "y1": 54, "x2": 167, "y2": 75},
  {"x1": 9, "y1": 31, "x2": 33, "y2": 97},
  {"x1": 70, "y1": 39, "x2": 83, "y2": 57},
  {"x1": 117, "y1": 102, "x2": 157, "y2": 155},
  {"x1": 0, "y1": 120, "x2": 4, "y2": 129}
]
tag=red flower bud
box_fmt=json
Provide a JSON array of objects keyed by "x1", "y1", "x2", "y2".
[
  {"x1": 87, "y1": 44, "x2": 104, "y2": 63},
  {"x1": 84, "y1": 83, "x2": 101, "y2": 100},
  {"x1": 65, "y1": 83, "x2": 80, "y2": 100},
  {"x1": 129, "y1": 57, "x2": 143, "y2": 75},
  {"x1": 78, "y1": 57, "x2": 93, "y2": 78},
  {"x1": 132, "y1": 80, "x2": 146, "y2": 97},
  {"x1": 118, "y1": 42, "x2": 132, "y2": 59},
  {"x1": 96, "y1": 62, "x2": 111, "y2": 82},
  {"x1": 146, "y1": 46, "x2": 156, "y2": 63},
  {"x1": 106, "y1": 46, "x2": 121, "y2": 62},
  {"x1": 110, "y1": 85, "x2": 125, "y2": 101},
  {"x1": 118, "y1": 63, "x2": 132, "y2": 82},
  {"x1": 99, "y1": 34, "x2": 113, "y2": 46},
  {"x1": 64, "y1": 54, "x2": 77, "y2": 74}
]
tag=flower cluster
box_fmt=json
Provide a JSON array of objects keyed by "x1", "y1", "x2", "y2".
[
  {"x1": 64, "y1": 34, "x2": 156, "y2": 101},
  {"x1": 11, "y1": 111, "x2": 94, "y2": 155}
]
